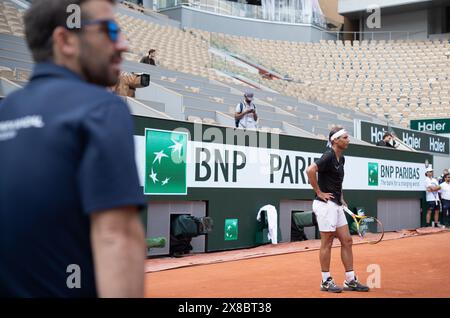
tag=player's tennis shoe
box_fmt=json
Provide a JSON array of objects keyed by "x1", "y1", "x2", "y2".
[
  {"x1": 320, "y1": 277, "x2": 343, "y2": 293},
  {"x1": 343, "y1": 277, "x2": 370, "y2": 292}
]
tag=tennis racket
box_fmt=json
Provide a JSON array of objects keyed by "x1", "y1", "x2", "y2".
[{"x1": 343, "y1": 206, "x2": 384, "y2": 244}]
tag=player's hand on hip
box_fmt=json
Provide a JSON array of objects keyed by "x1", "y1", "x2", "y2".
[{"x1": 317, "y1": 191, "x2": 334, "y2": 202}]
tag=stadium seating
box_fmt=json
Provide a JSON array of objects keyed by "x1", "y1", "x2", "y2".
[
  {"x1": 212, "y1": 34, "x2": 450, "y2": 127},
  {"x1": 0, "y1": 0, "x2": 384, "y2": 139},
  {"x1": 1, "y1": 1, "x2": 449, "y2": 128},
  {"x1": 0, "y1": 1, "x2": 24, "y2": 37}
]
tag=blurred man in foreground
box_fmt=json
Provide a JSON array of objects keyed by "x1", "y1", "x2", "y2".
[{"x1": 0, "y1": 0, "x2": 146, "y2": 297}]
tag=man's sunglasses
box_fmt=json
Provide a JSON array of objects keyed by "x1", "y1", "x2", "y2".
[{"x1": 70, "y1": 19, "x2": 121, "y2": 43}]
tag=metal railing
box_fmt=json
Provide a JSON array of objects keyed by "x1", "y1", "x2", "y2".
[
  {"x1": 156, "y1": 0, "x2": 341, "y2": 30},
  {"x1": 209, "y1": 33, "x2": 289, "y2": 80},
  {"x1": 210, "y1": 54, "x2": 263, "y2": 84},
  {"x1": 321, "y1": 30, "x2": 427, "y2": 42}
]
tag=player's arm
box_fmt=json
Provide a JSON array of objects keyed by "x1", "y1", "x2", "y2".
[
  {"x1": 306, "y1": 162, "x2": 334, "y2": 201},
  {"x1": 427, "y1": 185, "x2": 441, "y2": 192},
  {"x1": 90, "y1": 207, "x2": 146, "y2": 298}
]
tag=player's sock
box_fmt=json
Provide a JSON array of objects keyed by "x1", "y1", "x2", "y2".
[
  {"x1": 345, "y1": 270, "x2": 355, "y2": 283},
  {"x1": 321, "y1": 272, "x2": 331, "y2": 282}
]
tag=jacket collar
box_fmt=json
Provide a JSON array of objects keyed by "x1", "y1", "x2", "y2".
[{"x1": 30, "y1": 62, "x2": 84, "y2": 82}]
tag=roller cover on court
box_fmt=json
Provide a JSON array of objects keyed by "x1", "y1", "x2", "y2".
[
  {"x1": 146, "y1": 237, "x2": 166, "y2": 248},
  {"x1": 257, "y1": 205, "x2": 278, "y2": 244}
]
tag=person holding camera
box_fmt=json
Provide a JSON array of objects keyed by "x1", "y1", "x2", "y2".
[
  {"x1": 235, "y1": 92, "x2": 258, "y2": 129},
  {"x1": 111, "y1": 72, "x2": 150, "y2": 97}
]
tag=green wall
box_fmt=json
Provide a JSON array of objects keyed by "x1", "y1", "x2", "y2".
[{"x1": 134, "y1": 116, "x2": 432, "y2": 252}]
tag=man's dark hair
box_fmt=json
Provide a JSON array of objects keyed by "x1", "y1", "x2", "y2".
[
  {"x1": 148, "y1": 49, "x2": 156, "y2": 54},
  {"x1": 328, "y1": 126, "x2": 344, "y2": 141},
  {"x1": 383, "y1": 132, "x2": 393, "y2": 139},
  {"x1": 24, "y1": 0, "x2": 115, "y2": 63}
]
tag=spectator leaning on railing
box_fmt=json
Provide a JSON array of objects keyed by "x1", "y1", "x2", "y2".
[{"x1": 376, "y1": 132, "x2": 397, "y2": 148}]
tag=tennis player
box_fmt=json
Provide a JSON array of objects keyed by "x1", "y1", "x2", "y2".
[{"x1": 306, "y1": 127, "x2": 369, "y2": 293}]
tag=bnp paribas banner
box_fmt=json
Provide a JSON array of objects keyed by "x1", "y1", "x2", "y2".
[{"x1": 135, "y1": 129, "x2": 425, "y2": 195}]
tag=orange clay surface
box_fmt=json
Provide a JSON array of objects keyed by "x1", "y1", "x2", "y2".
[{"x1": 145, "y1": 231, "x2": 450, "y2": 298}]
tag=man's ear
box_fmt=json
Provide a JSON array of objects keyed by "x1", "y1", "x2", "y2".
[{"x1": 52, "y1": 26, "x2": 79, "y2": 59}]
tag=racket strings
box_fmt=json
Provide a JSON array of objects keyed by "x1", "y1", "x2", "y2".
[
  {"x1": 359, "y1": 217, "x2": 376, "y2": 236},
  {"x1": 358, "y1": 217, "x2": 384, "y2": 244}
]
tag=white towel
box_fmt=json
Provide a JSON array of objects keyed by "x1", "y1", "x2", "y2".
[{"x1": 257, "y1": 204, "x2": 278, "y2": 244}]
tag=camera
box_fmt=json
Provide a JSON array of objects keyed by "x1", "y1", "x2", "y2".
[
  {"x1": 132, "y1": 72, "x2": 150, "y2": 87},
  {"x1": 112, "y1": 72, "x2": 151, "y2": 98}
]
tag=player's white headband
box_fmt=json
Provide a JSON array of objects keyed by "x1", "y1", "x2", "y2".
[{"x1": 327, "y1": 129, "x2": 347, "y2": 147}]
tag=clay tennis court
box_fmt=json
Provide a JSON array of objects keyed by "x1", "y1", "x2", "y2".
[{"x1": 144, "y1": 230, "x2": 450, "y2": 298}]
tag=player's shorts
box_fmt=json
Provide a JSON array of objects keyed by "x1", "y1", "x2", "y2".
[
  {"x1": 441, "y1": 199, "x2": 450, "y2": 211},
  {"x1": 427, "y1": 201, "x2": 439, "y2": 211},
  {"x1": 312, "y1": 200, "x2": 348, "y2": 232}
]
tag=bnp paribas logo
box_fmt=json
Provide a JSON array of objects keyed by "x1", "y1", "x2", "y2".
[
  {"x1": 144, "y1": 129, "x2": 188, "y2": 195},
  {"x1": 368, "y1": 162, "x2": 379, "y2": 186}
]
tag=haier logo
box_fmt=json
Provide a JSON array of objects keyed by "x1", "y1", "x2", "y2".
[
  {"x1": 411, "y1": 118, "x2": 450, "y2": 134},
  {"x1": 364, "y1": 121, "x2": 450, "y2": 155},
  {"x1": 429, "y1": 137, "x2": 446, "y2": 153},
  {"x1": 370, "y1": 127, "x2": 384, "y2": 143},
  {"x1": 418, "y1": 121, "x2": 447, "y2": 133},
  {"x1": 402, "y1": 132, "x2": 421, "y2": 149}
]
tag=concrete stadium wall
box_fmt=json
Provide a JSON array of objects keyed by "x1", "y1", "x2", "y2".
[
  {"x1": 339, "y1": 0, "x2": 431, "y2": 14},
  {"x1": 433, "y1": 155, "x2": 450, "y2": 176},
  {"x1": 361, "y1": 9, "x2": 429, "y2": 40},
  {"x1": 160, "y1": 6, "x2": 337, "y2": 42},
  {"x1": 377, "y1": 198, "x2": 421, "y2": 231}
]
